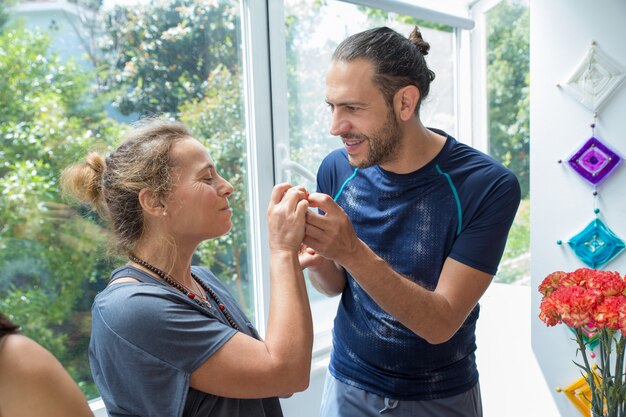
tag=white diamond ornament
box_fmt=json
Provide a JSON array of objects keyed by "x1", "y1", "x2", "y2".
[{"x1": 559, "y1": 43, "x2": 626, "y2": 112}]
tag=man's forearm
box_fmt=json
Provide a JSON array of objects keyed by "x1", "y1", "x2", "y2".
[{"x1": 339, "y1": 240, "x2": 491, "y2": 344}]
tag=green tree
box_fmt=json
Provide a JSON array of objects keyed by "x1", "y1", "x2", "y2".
[
  {"x1": 101, "y1": 0, "x2": 240, "y2": 116},
  {"x1": 486, "y1": 0, "x2": 530, "y2": 285},
  {"x1": 99, "y1": 0, "x2": 251, "y2": 309},
  {"x1": 486, "y1": 0, "x2": 530, "y2": 198},
  {"x1": 179, "y1": 66, "x2": 251, "y2": 313},
  {"x1": 0, "y1": 0, "x2": 16, "y2": 31},
  {"x1": 0, "y1": 25, "x2": 121, "y2": 398}
]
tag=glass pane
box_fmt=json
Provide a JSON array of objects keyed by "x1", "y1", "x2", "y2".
[
  {"x1": 485, "y1": 0, "x2": 530, "y2": 285},
  {"x1": 1, "y1": 0, "x2": 249, "y2": 399},
  {"x1": 282, "y1": 0, "x2": 456, "y2": 346}
]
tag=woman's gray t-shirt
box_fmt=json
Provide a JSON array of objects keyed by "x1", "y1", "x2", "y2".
[{"x1": 89, "y1": 265, "x2": 283, "y2": 417}]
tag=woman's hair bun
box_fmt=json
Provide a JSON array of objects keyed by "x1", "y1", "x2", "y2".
[{"x1": 60, "y1": 152, "x2": 106, "y2": 210}]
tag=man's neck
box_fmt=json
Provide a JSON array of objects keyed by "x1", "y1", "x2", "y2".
[{"x1": 380, "y1": 122, "x2": 446, "y2": 174}]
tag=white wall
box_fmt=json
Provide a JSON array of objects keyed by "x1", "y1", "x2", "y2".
[{"x1": 530, "y1": 1, "x2": 626, "y2": 416}]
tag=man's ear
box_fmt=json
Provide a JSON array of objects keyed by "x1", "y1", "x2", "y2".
[
  {"x1": 138, "y1": 188, "x2": 166, "y2": 218},
  {"x1": 394, "y1": 85, "x2": 420, "y2": 121}
]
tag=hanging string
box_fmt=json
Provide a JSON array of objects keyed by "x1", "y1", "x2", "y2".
[{"x1": 591, "y1": 113, "x2": 599, "y2": 201}]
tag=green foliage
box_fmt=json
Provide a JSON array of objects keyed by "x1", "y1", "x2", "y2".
[
  {"x1": 485, "y1": 1, "x2": 530, "y2": 285},
  {"x1": 101, "y1": 0, "x2": 240, "y2": 116},
  {"x1": 2, "y1": 0, "x2": 248, "y2": 399},
  {"x1": 179, "y1": 66, "x2": 251, "y2": 314},
  {"x1": 360, "y1": 7, "x2": 453, "y2": 32},
  {"x1": 283, "y1": 1, "x2": 330, "y2": 157},
  {"x1": 494, "y1": 198, "x2": 530, "y2": 284},
  {"x1": 0, "y1": 25, "x2": 121, "y2": 397},
  {"x1": 0, "y1": 0, "x2": 16, "y2": 31},
  {"x1": 486, "y1": 0, "x2": 530, "y2": 198}
]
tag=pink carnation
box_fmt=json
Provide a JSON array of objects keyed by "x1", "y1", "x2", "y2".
[
  {"x1": 539, "y1": 296, "x2": 561, "y2": 326},
  {"x1": 586, "y1": 270, "x2": 625, "y2": 297},
  {"x1": 593, "y1": 295, "x2": 626, "y2": 329},
  {"x1": 560, "y1": 268, "x2": 593, "y2": 288},
  {"x1": 539, "y1": 271, "x2": 568, "y2": 297},
  {"x1": 542, "y1": 286, "x2": 600, "y2": 329}
]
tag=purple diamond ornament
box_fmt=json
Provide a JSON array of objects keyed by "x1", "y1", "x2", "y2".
[{"x1": 568, "y1": 137, "x2": 622, "y2": 186}]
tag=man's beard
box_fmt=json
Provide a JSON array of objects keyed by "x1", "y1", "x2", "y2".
[{"x1": 348, "y1": 109, "x2": 403, "y2": 169}]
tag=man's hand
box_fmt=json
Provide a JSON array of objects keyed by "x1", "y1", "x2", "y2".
[{"x1": 303, "y1": 192, "x2": 361, "y2": 266}]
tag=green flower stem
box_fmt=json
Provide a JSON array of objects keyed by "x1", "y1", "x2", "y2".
[
  {"x1": 600, "y1": 329, "x2": 613, "y2": 417},
  {"x1": 614, "y1": 332, "x2": 626, "y2": 417},
  {"x1": 577, "y1": 328, "x2": 602, "y2": 414}
]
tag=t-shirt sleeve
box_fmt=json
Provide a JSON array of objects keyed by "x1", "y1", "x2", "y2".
[
  {"x1": 98, "y1": 284, "x2": 237, "y2": 372},
  {"x1": 90, "y1": 285, "x2": 238, "y2": 416},
  {"x1": 448, "y1": 169, "x2": 522, "y2": 275},
  {"x1": 316, "y1": 148, "x2": 356, "y2": 195}
]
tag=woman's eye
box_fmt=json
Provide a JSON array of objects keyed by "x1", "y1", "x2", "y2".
[{"x1": 203, "y1": 177, "x2": 214, "y2": 183}]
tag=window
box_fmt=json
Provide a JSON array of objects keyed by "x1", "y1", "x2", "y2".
[
  {"x1": 1, "y1": 0, "x2": 251, "y2": 400},
  {"x1": 272, "y1": 0, "x2": 459, "y2": 353},
  {"x1": 2, "y1": 0, "x2": 479, "y2": 411},
  {"x1": 471, "y1": 0, "x2": 530, "y2": 285}
]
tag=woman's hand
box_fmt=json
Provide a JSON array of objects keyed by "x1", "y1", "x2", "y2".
[
  {"x1": 267, "y1": 183, "x2": 309, "y2": 253},
  {"x1": 298, "y1": 244, "x2": 330, "y2": 271}
]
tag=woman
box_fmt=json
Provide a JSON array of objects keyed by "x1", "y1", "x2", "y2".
[
  {"x1": 61, "y1": 118, "x2": 313, "y2": 416},
  {"x1": 0, "y1": 313, "x2": 95, "y2": 417}
]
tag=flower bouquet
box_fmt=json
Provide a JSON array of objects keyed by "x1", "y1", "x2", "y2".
[{"x1": 539, "y1": 267, "x2": 626, "y2": 417}]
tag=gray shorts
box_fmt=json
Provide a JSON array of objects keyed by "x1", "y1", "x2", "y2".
[{"x1": 319, "y1": 372, "x2": 483, "y2": 417}]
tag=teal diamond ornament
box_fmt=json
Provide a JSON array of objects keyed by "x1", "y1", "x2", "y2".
[{"x1": 568, "y1": 218, "x2": 625, "y2": 268}]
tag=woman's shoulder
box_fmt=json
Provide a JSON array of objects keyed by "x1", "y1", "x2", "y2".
[
  {"x1": 93, "y1": 281, "x2": 189, "y2": 331},
  {"x1": 0, "y1": 334, "x2": 55, "y2": 375},
  {"x1": 0, "y1": 334, "x2": 94, "y2": 417}
]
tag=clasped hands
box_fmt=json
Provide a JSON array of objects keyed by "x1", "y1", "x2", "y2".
[{"x1": 267, "y1": 183, "x2": 359, "y2": 269}]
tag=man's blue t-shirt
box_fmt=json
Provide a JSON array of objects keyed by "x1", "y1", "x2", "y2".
[
  {"x1": 90, "y1": 265, "x2": 283, "y2": 417},
  {"x1": 316, "y1": 130, "x2": 521, "y2": 401}
]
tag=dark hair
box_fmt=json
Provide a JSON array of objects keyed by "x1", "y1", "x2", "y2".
[
  {"x1": 332, "y1": 26, "x2": 435, "y2": 114},
  {"x1": 61, "y1": 117, "x2": 193, "y2": 255},
  {"x1": 0, "y1": 313, "x2": 19, "y2": 338}
]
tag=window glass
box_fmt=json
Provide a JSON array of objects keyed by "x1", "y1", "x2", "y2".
[
  {"x1": 485, "y1": 0, "x2": 530, "y2": 285},
  {"x1": 1, "y1": 0, "x2": 249, "y2": 399},
  {"x1": 281, "y1": 0, "x2": 456, "y2": 349}
]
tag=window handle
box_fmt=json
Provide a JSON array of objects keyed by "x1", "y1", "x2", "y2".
[{"x1": 277, "y1": 144, "x2": 316, "y2": 184}]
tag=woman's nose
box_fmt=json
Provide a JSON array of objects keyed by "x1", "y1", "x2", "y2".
[{"x1": 218, "y1": 176, "x2": 234, "y2": 197}]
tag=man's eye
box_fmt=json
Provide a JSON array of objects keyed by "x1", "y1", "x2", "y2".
[{"x1": 204, "y1": 177, "x2": 214, "y2": 183}]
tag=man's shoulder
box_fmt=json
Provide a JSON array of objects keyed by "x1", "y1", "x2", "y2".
[
  {"x1": 446, "y1": 140, "x2": 516, "y2": 181},
  {"x1": 320, "y1": 147, "x2": 349, "y2": 167},
  {"x1": 317, "y1": 148, "x2": 354, "y2": 186}
]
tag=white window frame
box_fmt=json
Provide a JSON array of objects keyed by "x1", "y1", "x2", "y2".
[
  {"x1": 90, "y1": 1, "x2": 274, "y2": 414},
  {"x1": 468, "y1": 0, "x2": 506, "y2": 153},
  {"x1": 91, "y1": 1, "x2": 475, "y2": 414},
  {"x1": 266, "y1": 0, "x2": 475, "y2": 360},
  {"x1": 240, "y1": 0, "x2": 275, "y2": 337}
]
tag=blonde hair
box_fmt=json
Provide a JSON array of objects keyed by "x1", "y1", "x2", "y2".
[{"x1": 61, "y1": 117, "x2": 192, "y2": 254}]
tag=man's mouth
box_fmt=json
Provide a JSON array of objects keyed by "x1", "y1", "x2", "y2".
[{"x1": 342, "y1": 136, "x2": 366, "y2": 146}]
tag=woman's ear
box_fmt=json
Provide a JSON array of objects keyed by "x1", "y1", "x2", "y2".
[
  {"x1": 138, "y1": 188, "x2": 167, "y2": 218},
  {"x1": 394, "y1": 85, "x2": 420, "y2": 121}
]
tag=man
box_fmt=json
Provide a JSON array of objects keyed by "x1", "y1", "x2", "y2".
[{"x1": 301, "y1": 26, "x2": 521, "y2": 417}]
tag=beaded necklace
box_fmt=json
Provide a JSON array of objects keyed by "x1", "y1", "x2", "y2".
[{"x1": 128, "y1": 255, "x2": 240, "y2": 330}]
